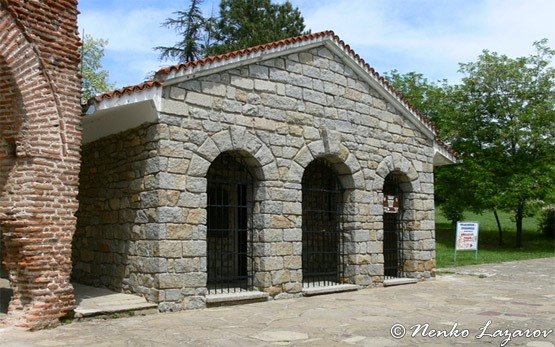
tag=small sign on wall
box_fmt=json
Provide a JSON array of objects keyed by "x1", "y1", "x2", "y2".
[
  {"x1": 383, "y1": 195, "x2": 399, "y2": 214},
  {"x1": 455, "y1": 221, "x2": 479, "y2": 260}
]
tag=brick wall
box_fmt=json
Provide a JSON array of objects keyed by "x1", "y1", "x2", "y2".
[{"x1": 0, "y1": 0, "x2": 81, "y2": 329}]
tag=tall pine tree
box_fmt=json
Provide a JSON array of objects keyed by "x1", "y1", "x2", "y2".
[
  {"x1": 156, "y1": 0, "x2": 309, "y2": 62},
  {"x1": 156, "y1": 0, "x2": 205, "y2": 62}
]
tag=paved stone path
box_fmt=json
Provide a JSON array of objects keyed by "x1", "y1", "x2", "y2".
[{"x1": 1, "y1": 257, "x2": 553, "y2": 346}]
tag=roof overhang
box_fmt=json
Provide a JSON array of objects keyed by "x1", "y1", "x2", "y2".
[
  {"x1": 433, "y1": 142, "x2": 457, "y2": 166},
  {"x1": 158, "y1": 39, "x2": 327, "y2": 84},
  {"x1": 83, "y1": 85, "x2": 161, "y2": 144}
]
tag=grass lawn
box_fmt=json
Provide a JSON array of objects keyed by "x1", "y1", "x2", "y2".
[{"x1": 435, "y1": 210, "x2": 554, "y2": 268}]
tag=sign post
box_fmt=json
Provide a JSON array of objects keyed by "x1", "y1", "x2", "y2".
[{"x1": 454, "y1": 221, "x2": 479, "y2": 261}]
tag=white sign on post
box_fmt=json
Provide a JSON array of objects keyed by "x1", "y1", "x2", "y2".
[{"x1": 455, "y1": 221, "x2": 479, "y2": 260}]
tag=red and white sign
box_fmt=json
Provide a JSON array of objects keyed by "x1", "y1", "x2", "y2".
[
  {"x1": 383, "y1": 195, "x2": 399, "y2": 214},
  {"x1": 456, "y1": 222, "x2": 479, "y2": 251}
]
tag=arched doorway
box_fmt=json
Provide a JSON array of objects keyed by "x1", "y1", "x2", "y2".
[
  {"x1": 302, "y1": 158, "x2": 344, "y2": 286},
  {"x1": 206, "y1": 152, "x2": 255, "y2": 293},
  {"x1": 383, "y1": 171, "x2": 407, "y2": 278}
]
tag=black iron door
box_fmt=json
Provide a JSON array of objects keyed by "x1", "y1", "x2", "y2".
[
  {"x1": 383, "y1": 173, "x2": 403, "y2": 279},
  {"x1": 302, "y1": 159, "x2": 344, "y2": 286},
  {"x1": 383, "y1": 213, "x2": 401, "y2": 278},
  {"x1": 207, "y1": 153, "x2": 253, "y2": 293}
]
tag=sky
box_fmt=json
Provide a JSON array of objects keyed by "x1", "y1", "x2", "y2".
[{"x1": 78, "y1": 0, "x2": 555, "y2": 89}]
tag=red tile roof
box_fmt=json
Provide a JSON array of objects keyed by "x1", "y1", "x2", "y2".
[
  {"x1": 92, "y1": 80, "x2": 162, "y2": 103},
  {"x1": 89, "y1": 30, "x2": 457, "y2": 157},
  {"x1": 155, "y1": 31, "x2": 335, "y2": 77}
]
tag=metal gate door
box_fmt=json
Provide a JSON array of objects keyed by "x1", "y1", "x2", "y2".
[
  {"x1": 383, "y1": 173, "x2": 404, "y2": 279},
  {"x1": 207, "y1": 153, "x2": 253, "y2": 293},
  {"x1": 302, "y1": 159, "x2": 343, "y2": 287}
]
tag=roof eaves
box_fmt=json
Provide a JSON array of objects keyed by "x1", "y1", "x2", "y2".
[
  {"x1": 91, "y1": 80, "x2": 162, "y2": 103},
  {"x1": 85, "y1": 80, "x2": 162, "y2": 114}
]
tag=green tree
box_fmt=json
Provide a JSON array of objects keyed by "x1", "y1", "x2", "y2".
[
  {"x1": 451, "y1": 40, "x2": 555, "y2": 247},
  {"x1": 80, "y1": 34, "x2": 114, "y2": 103},
  {"x1": 207, "y1": 0, "x2": 308, "y2": 55},
  {"x1": 386, "y1": 40, "x2": 555, "y2": 248},
  {"x1": 385, "y1": 70, "x2": 454, "y2": 134},
  {"x1": 156, "y1": 0, "x2": 206, "y2": 62},
  {"x1": 385, "y1": 71, "x2": 472, "y2": 226}
]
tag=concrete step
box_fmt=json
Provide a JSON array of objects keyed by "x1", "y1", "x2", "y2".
[
  {"x1": 206, "y1": 291, "x2": 269, "y2": 307},
  {"x1": 73, "y1": 283, "x2": 158, "y2": 319},
  {"x1": 383, "y1": 278, "x2": 418, "y2": 287},
  {"x1": 302, "y1": 284, "x2": 359, "y2": 296}
]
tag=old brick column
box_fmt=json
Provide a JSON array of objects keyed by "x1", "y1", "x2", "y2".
[{"x1": 0, "y1": 0, "x2": 81, "y2": 329}]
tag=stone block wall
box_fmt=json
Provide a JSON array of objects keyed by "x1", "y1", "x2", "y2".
[
  {"x1": 74, "y1": 123, "x2": 163, "y2": 302},
  {"x1": 74, "y1": 122, "x2": 210, "y2": 310},
  {"x1": 0, "y1": 0, "x2": 81, "y2": 328},
  {"x1": 77, "y1": 45, "x2": 436, "y2": 311},
  {"x1": 156, "y1": 46, "x2": 436, "y2": 294}
]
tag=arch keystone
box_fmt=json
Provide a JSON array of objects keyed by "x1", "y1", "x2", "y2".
[
  {"x1": 307, "y1": 140, "x2": 326, "y2": 158},
  {"x1": 211, "y1": 129, "x2": 233, "y2": 152},
  {"x1": 197, "y1": 137, "x2": 220, "y2": 162}
]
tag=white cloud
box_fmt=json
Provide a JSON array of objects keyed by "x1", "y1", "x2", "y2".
[
  {"x1": 78, "y1": 0, "x2": 555, "y2": 87},
  {"x1": 301, "y1": 0, "x2": 555, "y2": 81},
  {"x1": 79, "y1": 2, "x2": 182, "y2": 86}
]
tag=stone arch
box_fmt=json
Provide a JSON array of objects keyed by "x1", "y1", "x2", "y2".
[
  {"x1": 287, "y1": 140, "x2": 366, "y2": 192},
  {"x1": 373, "y1": 154, "x2": 421, "y2": 235},
  {"x1": 373, "y1": 154, "x2": 421, "y2": 194},
  {"x1": 374, "y1": 154, "x2": 426, "y2": 280},
  {"x1": 187, "y1": 128, "x2": 279, "y2": 185},
  {"x1": 290, "y1": 140, "x2": 372, "y2": 286},
  {"x1": 183, "y1": 128, "x2": 281, "y2": 294}
]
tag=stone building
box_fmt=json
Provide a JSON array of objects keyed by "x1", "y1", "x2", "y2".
[
  {"x1": 0, "y1": 0, "x2": 81, "y2": 328},
  {"x1": 74, "y1": 31, "x2": 456, "y2": 311}
]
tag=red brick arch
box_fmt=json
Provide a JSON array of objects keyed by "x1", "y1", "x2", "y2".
[
  {"x1": 0, "y1": 1, "x2": 81, "y2": 329},
  {"x1": 0, "y1": 3, "x2": 66, "y2": 158}
]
